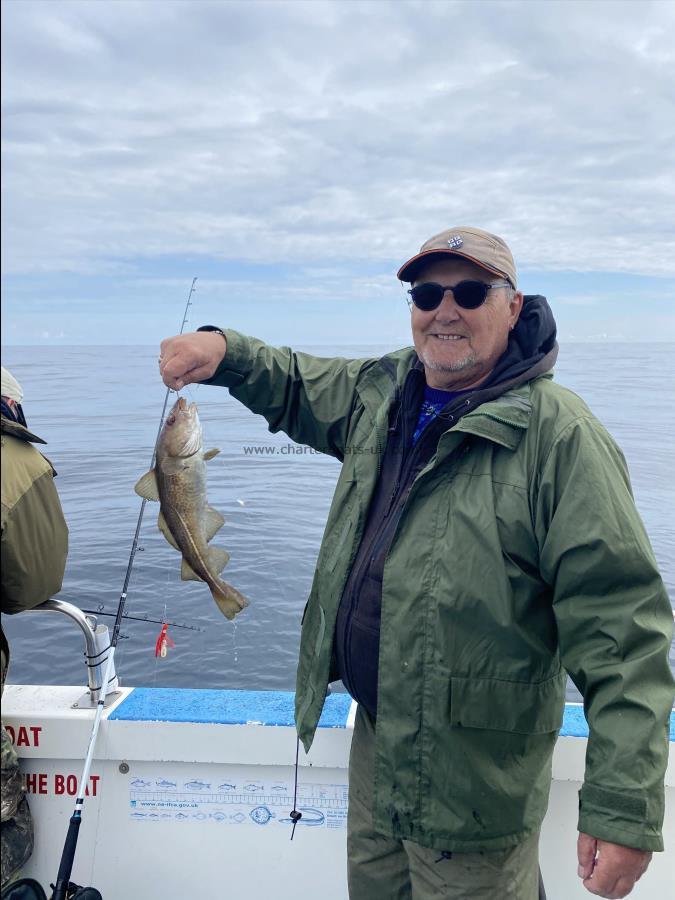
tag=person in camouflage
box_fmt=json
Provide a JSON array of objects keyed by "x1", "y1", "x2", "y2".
[
  {"x1": 1, "y1": 367, "x2": 68, "y2": 890},
  {"x1": 0, "y1": 727, "x2": 33, "y2": 894}
]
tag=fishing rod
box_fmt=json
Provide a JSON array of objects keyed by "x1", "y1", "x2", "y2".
[
  {"x1": 50, "y1": 277, "x2": 198, "y2": 900},
  {"x1": 79, "y1": 607, "x2": 205, "y2": 632}
]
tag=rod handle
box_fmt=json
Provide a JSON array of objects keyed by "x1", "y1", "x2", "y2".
[{"x1": 51, "y1": 812, "x2": 81, "y2": 900}]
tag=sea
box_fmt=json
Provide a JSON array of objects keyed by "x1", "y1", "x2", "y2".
[{"x1": 1, "y1": 343, "x2": 673, "y2": 704}]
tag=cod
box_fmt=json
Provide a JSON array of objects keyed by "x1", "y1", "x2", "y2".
[{"x1": 134, "y1": 396, "x2": 248, "y2": 620}]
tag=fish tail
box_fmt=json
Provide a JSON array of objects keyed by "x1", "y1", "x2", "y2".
[{"x1": 210, "y1": 579, "x2": 249, "y2": 621}]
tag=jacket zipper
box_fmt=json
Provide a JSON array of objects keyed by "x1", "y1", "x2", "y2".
[
  {"x1": 342, "y1": 388, "x2": 408, "y2": 700},
  {"x1": 342, "y1": 391, "x2": 458, "y2": 701}
]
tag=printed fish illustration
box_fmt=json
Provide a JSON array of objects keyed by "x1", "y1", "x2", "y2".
[
  {"x1": 135, "y1": 397, "x2": 248, "y2": 620},
  {"x1": 279, "y1": 806, "x2": 325, "y2": 827},
  {"x1": 184, "y1": 780, "x2": 211, "y2": 790}
]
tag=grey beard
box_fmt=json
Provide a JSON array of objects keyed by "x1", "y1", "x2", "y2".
[{"x1": 420, "y1": 350, "x2": 477, "y2": 373}]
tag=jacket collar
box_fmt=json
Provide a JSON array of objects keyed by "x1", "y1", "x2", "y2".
[
  {"x1": 355, "y1": 347, "x2": 554, "y2": 450},
  {"x1": 452, "y1": 384, "x2": 536, "y2": 451},
  {"x1": 355, "y1": 349, "x2": 415, "y2": 416},
  {"x1": 1, "y1": 414, "x2": 47, "y2": 445}
]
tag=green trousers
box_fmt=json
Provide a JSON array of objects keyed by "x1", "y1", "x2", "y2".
[{"x1": 347, "y1": 706, "x2": 544, "y2": 900}]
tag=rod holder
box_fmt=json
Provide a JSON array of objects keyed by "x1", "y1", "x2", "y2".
[{"x1": 24, "y1": 598, "x2": 120, "y2": 703}]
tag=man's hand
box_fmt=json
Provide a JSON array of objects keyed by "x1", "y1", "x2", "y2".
[
  {"x1": 159, "y1": 331, "x2": 227, "y2": 391},
  {"x1": 577, "y1": 833, "x2": 652, "y2": 898}
]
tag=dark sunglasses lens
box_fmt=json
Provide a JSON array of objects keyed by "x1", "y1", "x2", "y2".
[
  {"x1": 410, "y1": 283, "x2": 444, "y2": 311},
  {"x1": 453, "y1": 281, "x2": 488, "y2": 309}
]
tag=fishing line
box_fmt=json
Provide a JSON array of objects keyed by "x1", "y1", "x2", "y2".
[
  {"x1": 49, "y1": 277, "x2": 198, "y2": 900},
  {"x1": 289, "y1": 737, "x2": 303, "y2": 840},
  {"x1": 151, "y1": 601, "x2": 169, "y2": 687}
]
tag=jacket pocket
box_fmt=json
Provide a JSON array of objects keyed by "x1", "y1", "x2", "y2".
[{"x1": 449, "y1": 671, "x2": 566, "y2": 734}]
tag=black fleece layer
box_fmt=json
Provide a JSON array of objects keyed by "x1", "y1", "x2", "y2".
[{"x1": 334, "y1": 295, "x2": 559, "y2": 718}]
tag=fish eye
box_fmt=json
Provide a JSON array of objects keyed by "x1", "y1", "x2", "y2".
[{"x1": 166, "y1": 415, "x2": 176, "y2": 425}]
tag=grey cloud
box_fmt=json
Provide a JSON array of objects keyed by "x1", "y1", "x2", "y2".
[{"x1": 2, "y1": 0, "x2": 674, "y2": 275}]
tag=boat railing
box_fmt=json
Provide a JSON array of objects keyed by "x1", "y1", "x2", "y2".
[{"x1": 23, "y1": 598, "x2": 120, "y2": 707}]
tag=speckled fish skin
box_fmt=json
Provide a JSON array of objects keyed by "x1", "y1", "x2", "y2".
[{"x1": 136, "y1": 397, "x2": 248, "y2": 620}]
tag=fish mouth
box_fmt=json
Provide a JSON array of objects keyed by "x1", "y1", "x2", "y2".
[
  {"x1": 175, "y1": 397, "x2": 197, "y2": 414},
  {"x1": 166, "y1": 396, "x2": 199, "y2": 431}
]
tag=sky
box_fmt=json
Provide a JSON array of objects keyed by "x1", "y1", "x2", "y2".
[{"x1": 1, "y1": 0, "x2": 674, "y2": 346}]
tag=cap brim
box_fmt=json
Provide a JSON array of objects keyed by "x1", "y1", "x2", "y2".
[{"x1": 397, "y1": 249, "x2": 507, "y2": 284}]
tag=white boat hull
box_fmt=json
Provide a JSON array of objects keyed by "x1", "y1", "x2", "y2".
[{"x1": 3, "y1": 685, "x2": 674, "y2": 899}]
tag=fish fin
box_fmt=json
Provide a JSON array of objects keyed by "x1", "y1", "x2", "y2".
[
  {"x1": 204, "y1": 506, "x2": 226, "y2": 542},
  {"x1": 157, "y1": 512, "x2": 180, "y2": 550},
  {"x1": 210, "y1": 579, "x2": 249, "y2": 620},
  {"x1": 208, "y1": 546, "x2": 230, "y2": 574},
  {"x1": 203, "y1": 448, "x2": 220, "y2": 461},
  {"x1": 134, "y1": 470, "x2": 160, "y2": 501},
  {"x1": 180, "y1": 558, "x2": 203, "y2": 582}
]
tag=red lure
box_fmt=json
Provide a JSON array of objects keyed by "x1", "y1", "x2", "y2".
[{"x1": 154, "y1": 623, "x2": 176, "y2": 658}]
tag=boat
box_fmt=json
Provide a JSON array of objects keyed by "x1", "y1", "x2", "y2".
[{"x1": 3, "y1": 599, "x2": 674, "y2": 899}]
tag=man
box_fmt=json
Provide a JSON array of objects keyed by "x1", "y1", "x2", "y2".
[
  {"x1": 159, "y1": 227, "x2": 673, "y2": 900},
  {"x1": 1, "y1": 367, "x2": 69, "y2": 891}
]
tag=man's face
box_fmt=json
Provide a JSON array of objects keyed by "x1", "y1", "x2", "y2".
[{"x1": 410, "y1": 257, "x2": 523, "y2": 390}]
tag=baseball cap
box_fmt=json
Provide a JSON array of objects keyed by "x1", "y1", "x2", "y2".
[
  {"x1": 1, "y1": 366, "x2": 24, "y2": 403},
  {"x1": 397, "y1": 226, "x2": 517, "y2": 288}
]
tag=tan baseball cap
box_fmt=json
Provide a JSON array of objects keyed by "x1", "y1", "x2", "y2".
[
  {"x1": 1, "y1": 366, "x2": 23, "y2": 403},
  {"x1": 397, "y1": 226, "x2": 517, "y2": 287}
]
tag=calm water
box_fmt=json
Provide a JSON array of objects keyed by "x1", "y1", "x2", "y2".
[{"x1": 1, "y1": 343, "x2": 673, "y2": 702}]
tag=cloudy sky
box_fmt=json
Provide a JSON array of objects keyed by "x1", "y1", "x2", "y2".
[{"x1": 2, "y1": 0, "x2": 674, "y2": 346}]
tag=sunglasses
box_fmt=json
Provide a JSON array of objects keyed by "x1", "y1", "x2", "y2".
[{"x1": 407, "y1": 280, "x2": 511, "y2": 311}]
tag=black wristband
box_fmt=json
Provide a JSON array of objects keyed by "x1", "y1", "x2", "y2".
[{"x1": 197, "y1": 325, "x2": 226, "y2": 338}]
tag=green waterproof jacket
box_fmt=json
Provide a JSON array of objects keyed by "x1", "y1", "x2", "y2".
[
  {"x1": 1, "y1": 416, "x2": 68, "y2": 681},
  {"x1": 209, "y1": 329, "x2": 673, "y2": 853}
]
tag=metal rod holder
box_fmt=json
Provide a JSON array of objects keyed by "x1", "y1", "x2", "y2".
[{"x1": 24, "y1": 598, "x2": 120, "y2": 703}]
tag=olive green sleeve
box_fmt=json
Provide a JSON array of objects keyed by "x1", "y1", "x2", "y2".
[
  {"x1": 201, "y1": 329, "x2": 376, "y2": 460},
  {"x1": 534, "y1": 415, "x2": 674, "y2": 851},
  {"x1": 1, "y1": 469, "x2": 69, "y2": 615}
]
